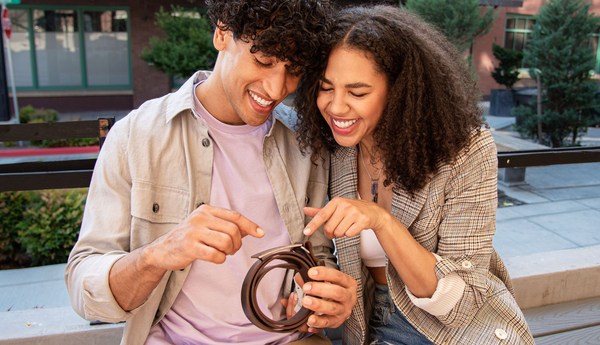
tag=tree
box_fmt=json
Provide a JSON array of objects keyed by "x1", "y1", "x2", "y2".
[
  {"x1": 491, "y1": 43, "x2": 523, "y2": 91},
  {"x1": 513, "y1": 0, "x2": 600, "y2": 147},
  {"x1": 141, "y1": 6, "x2": 218, "y2": 80},
  {"x1": 404, "y1": 0, "x2": 496, "y2": 54}
]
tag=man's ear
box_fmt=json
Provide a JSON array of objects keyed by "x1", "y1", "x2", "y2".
[{"x1": 213, "y1": 21, "x2": 230, "y2": 51}]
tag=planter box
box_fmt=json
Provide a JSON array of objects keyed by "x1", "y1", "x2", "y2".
[{"x1": 490, "y1": 89, "x2": 515, "y2": 117}]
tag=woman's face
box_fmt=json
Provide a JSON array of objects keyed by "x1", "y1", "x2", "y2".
[{"x1": 317, "y1": 46, "x2": 388, "y2": 148}]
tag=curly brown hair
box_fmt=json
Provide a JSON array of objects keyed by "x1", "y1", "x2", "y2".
[
  {"x1": 294, "y1": 5, "x2": 484, "y2": 195},
  {"x1": 205, "y1": 0, "x2": 335, "y2": 74}
]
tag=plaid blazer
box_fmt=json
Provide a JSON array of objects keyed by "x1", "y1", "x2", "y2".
[{"x1": 331, "y1": 129, "x2": 534, "y2": 345}]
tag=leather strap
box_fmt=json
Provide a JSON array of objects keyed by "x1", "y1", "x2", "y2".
[{"x1": 241, "y1": 241, "x2": 325, "y2": 333}]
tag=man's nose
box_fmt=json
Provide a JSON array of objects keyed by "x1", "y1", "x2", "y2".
[{"x1": 263, "y1": 67, "x2": 289, "y2": 101}]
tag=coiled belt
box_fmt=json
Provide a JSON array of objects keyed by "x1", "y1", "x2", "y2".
[{"x1": 241, "y1": 241, "x2": 325, "y2": 333}]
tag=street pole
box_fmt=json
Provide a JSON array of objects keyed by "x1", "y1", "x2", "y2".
[
  {"x1": 536, "y1": 72, "x2": 543, "y2": 145},
  {"x1": 2, "y1": 4, "x2": 18, "y2": 125}
]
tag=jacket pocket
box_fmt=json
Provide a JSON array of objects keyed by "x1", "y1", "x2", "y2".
[{"x1": 131, "y1": 180, "x2": 189, "y2": 224}]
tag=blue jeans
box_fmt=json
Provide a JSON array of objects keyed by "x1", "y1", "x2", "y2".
[{"x1": 368, "y1": 284, "x2": 435, "y2": 345}]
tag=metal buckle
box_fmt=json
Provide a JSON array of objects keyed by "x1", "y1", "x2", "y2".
[{"x1": 252, "y1": 242, "x2": 310, "y2": 260}]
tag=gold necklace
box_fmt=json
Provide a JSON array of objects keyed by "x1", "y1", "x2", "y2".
[{"x1": 359, "y1": 143, "x2": 383, "y2": 203}]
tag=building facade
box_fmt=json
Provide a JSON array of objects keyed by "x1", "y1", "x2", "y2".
[{"x1": 2, "y1": 0, "x2": 599, "y2": 116}]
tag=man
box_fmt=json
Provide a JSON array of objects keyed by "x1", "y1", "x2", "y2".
[{"x1": 65, "y1": 1, "x2": 357, "y2": 344}]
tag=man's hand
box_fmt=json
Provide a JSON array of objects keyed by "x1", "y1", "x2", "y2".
[
  {"x1": 282, "y1": 267, "x2": 357, "y2": 333},
  {"x1": 110, "y1": 204, "x2": 263, "y2": 311},
  {"x1": 144, "y1": 204, "x2": 265, "y2": 271}
]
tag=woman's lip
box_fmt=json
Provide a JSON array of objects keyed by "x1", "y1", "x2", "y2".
[{"x1": 330, "y1": 116, "x2": 360, "y2": 135}]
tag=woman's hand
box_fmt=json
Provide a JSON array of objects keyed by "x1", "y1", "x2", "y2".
[{"x1": 303, "y1": 197, "x2": 391, "y2": 239}]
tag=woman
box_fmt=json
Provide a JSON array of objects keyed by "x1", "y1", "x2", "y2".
[{"x1": 295, "y1": 5, "x2": 534, "y2": 345}]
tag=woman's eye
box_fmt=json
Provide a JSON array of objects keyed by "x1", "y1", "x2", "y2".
[{"x1": 350, "y1": 92, "x2": 366, "y2": 97}]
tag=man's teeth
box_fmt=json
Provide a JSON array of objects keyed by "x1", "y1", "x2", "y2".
[
  {"x1": 249, "y1": 91, "x2": 274, "y2": 107},
  {"x1": 333, "y1": 118, "x2": 358, "y2": 129}
]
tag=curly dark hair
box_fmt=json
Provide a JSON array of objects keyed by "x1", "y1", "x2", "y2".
[
  {"x1": 294, "y1": 5, "x2": 484, "y2": 195},
  {"x1": 205, "y1": 0, "x2": 335, "y2": 74}
]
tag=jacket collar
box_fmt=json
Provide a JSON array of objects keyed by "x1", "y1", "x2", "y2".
[
  {"x1": 165, "y1": 71, "x2": 212, "y2": 124},
  {"x1": 332, "y1": 144, "x2": 430, "y2": 229}
]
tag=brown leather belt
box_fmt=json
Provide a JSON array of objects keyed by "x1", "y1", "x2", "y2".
[{"x1": 241, "y1": 241, "x2": 325, "y2": 333}]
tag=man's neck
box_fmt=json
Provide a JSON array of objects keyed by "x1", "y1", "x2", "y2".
[{"x1": 195, "y1": 73, "x2": 244, "y2": 126}]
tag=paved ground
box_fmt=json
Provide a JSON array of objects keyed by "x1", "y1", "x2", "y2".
[{"x1": 0, "y1": 111, "x2": 599, "y2": 314}]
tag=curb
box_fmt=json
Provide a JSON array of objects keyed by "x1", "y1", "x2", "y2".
[{"x1": 0, "y1": 146, "x2": 99, "y2": 158}]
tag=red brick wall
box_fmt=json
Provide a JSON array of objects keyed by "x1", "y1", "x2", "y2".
[{"x1": 473, "y1": 0, "x2": 600, "y2": 98}]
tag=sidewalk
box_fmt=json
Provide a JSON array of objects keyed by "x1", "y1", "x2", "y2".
[{"x1": 0, "y1": 113, "x2": 599, "y2": 342}]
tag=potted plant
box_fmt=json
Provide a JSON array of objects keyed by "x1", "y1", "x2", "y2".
[{"x1": 490, "y1": 43, "x2": 524, "y2": 117}]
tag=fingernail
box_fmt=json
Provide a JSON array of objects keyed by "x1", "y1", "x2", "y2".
[
  {"x1": 257, "y1": 227, "x2": 265, "y2": 237},
  {"x1": 303, "y1": 283, "x2": 312, "y2": 292},
  {"x1": 292, "y1": 292, "x2": 297, "y2": 302},
  {"x1": 303, "y1": 297, "x2": 312, "y2": 306},
  {"x1": 308, "y1": 269, "x2": 318, "y2": 277},
  {"x1": 303, "y1": 227, "x2": 310, "y2": 235}
]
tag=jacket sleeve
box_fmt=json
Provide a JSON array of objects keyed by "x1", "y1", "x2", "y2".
[
  {"x1": 431, "y1": 130, "x2": 499, "y2": 328},
  {"x1": 64, "y1": 114, "x2": 144, "y2": 323}
]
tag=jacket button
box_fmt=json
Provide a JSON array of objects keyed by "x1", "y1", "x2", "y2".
[
  {"x1": 495, "y1": 328, "x2": 507, "y2": 340},
  {"x1": 305, "y1": 196, "x2": 310, "y2": 205},
  {"x1": 202, "y1": 138, "x2": 210, "y2": 147},
  {"x1": 462, "y1": 260, "x2": 472, "y2": 269},
  {"x1": 152, "y1": 203, "x2": 159, "y2": 213}
]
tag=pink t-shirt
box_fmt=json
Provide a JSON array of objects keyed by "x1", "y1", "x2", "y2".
[{"x1": 145, "y1": 85, "x2": 300, "y2": 344}]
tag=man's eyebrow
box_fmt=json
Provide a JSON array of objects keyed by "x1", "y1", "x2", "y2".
[{"x1": 321, "y1": 77, "x2": 371, "y2": 88}]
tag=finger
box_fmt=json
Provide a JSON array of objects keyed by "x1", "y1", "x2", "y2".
[
  {"x1": 294, "y1": 272, "x2": 305, "y2": 288},
  {"x1": 202, "y1": 206, "x2": 265, "y2": 238},
  {"x1": 284, "y1": 293, "x2": 298, "y2": 320},
  {"x1": 307, "y1": 267, "x2": 358, "y2": 290},
  {"x1": 330, "y1": 213, "x2": 357, "y2": 239},
  {"x1": 303, "y1": 202, "x2": 337, "y2": 236},
  {"x1": 302, "y1": 296, "x2": 343, "y2": 328},
  {"x1": 196, "y1": 218, "x2": 241, "y2": 255},
  {"x1": 303, "y1": 206, "x2": 321, "y2": 218},
  {"x1": 307, "y1": 313, "x2": 341, "y2": 330},
  {"x1": 194, "y1": 242, "x2": 227, "y2": 264}
]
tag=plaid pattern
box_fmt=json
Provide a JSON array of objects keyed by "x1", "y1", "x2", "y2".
[{"x1": 331, "y1": 129, "x2": 534, "y2": 345}]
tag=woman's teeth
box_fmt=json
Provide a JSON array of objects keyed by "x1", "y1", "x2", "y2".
[
  {"x1": 249, "y1": 91, "x2": 274, "y2": 108},
  {"x1": 333, "y1": 118, "x2": 358, "y2": 129}
]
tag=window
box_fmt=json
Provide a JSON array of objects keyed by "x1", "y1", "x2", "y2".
[
  {"x1": 4, "y1": 5, "x2": 131, "y2": 91},
  {"x1": 503, "y1": 15, "x2": 535, "y2": 69}
]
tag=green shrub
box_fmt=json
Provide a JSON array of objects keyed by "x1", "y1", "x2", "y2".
[
  {"x1": 0, "y1": 189, "x2": 87, "y2": 267},
  {"x1": 0, "y1": 192, "x2": 29, "y2": 265},
  {"x1": 18, "y1": 105, "x2": 99, "y2": 148}
]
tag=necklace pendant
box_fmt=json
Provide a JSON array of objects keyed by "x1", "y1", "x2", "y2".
[{"x1": 371, "y1": 181, "x2": 378, "y2": 203}]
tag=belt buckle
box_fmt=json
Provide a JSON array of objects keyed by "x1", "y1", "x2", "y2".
[{"x1": 252, "y1": 242, "x2": 311, "y2": 260}]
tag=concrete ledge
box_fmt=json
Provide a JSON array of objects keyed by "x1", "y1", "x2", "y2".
[
  {"x1": 0, "y1": 306, "x2": 123, "y2": 345},
  {"x1": 505, "y1": 245, "x2": 600, "y2": 309}
]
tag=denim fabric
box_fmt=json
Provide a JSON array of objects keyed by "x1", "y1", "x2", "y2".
[{"x1": 368, "y1": 284, "x2": 435, "y2": 345}]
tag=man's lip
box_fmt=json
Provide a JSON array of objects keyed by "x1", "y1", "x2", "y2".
[
  {"x1": 248, "y1": 91, "x2": 275, "y2": 114},
  {"x1": 248, "y1": 90, "x2": 275, "y2": 102}
]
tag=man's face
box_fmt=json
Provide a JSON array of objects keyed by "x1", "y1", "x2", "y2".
[{"x1": 215, "y1": 30, "x2": 302, "y2": 126}]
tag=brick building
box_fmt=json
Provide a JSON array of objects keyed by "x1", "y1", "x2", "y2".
[{"x1": 2, "y1": 0, "x2": 599, "y2": 116}]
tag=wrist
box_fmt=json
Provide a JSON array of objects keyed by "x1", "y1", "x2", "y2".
[
  {"x1": 372, "y1": 210, "x2": 394, "y2": 235},
  {"x1": 137, "y1": 245, "x2": 166, "y2": 280}
]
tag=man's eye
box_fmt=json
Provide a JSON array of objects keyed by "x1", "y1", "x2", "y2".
[
  {"x1": 254, "y1": 58, "x2": 271, "y2": 67},
  {"x1": 319, "y1": 85, "x2": 333, "y2": 92}
]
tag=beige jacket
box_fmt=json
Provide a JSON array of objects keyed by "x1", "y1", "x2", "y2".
[
  {"x1": 331, "y1": 129, "x2": 534, "y2": 345},
  {"x1": 65, "y1": 72, "x2": 334, "y2": 345}
]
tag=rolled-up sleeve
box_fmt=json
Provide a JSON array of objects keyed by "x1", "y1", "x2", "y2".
[
  {"x1": 430, "y1": 131, "x2": 498, "y2": 328},
  {"x1": 65, "y1": 115, "x2": 141, "y2": 323}
]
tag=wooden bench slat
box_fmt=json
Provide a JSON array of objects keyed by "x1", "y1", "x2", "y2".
[
  {"x1": 534, "y1": 324, "x2": 600, "y2": 345},
  {"x1": 0, "y1": 121, "x2": 100, "y2": 142},
  {"x1": 523, "y1": 296, "x2": 600, "y2": 338},
  {"x1": 0, "y1": 159, "x2": 96, "y2": 174},
  {"x1": 0, "y1": 171, "x2": 93, "y2": 192}
]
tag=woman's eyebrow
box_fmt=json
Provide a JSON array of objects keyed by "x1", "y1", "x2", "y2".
[{"x1": 321, "y1": 77, "x2": 371, "y2": 88}]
